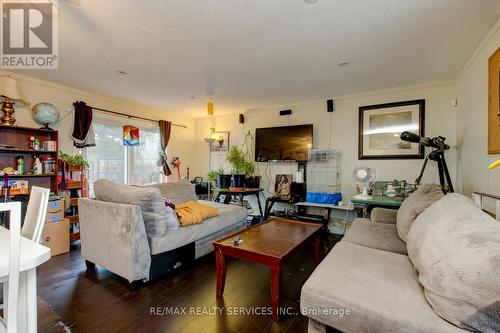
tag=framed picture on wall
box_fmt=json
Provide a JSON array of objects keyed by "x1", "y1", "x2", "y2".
[
  {"x1": 210, "y1": 131, "x2": 230, "y2": 151},
  {"x1": 358, "y1": 99, "x2": 425, "y2": 159},
  {"x1": 488, "y1": 47, "x2": 500, "y2": 154},
  {"x1": 274, "y1": 174, "x2": 292, "y2": 199}
]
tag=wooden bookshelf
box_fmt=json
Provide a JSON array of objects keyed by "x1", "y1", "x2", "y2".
[
  {"x1": 58, "y1": 160, "x2": 84, "y2": 241},
  {"x1": 0, "y1": 125, "x2": 58, "y2": 193}
]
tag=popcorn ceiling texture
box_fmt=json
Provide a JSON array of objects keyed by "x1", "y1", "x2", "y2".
[{"x1": 15, "y1": 0, "x2": 500, "y2": 118}]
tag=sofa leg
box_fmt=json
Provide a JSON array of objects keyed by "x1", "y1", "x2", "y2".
[
  {"x1": 128, "y1": 281, "x2": 143, "y2": 291},
  {"x1": 85, "y1": 260, "x2": 96, "y2": 271},
  {"x1": 308, "y1": 319, "x2": 326, "y2": 333}
]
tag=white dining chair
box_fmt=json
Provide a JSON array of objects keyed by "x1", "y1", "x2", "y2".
[
  {"x1": 1, "y1": 186, "x2": 49, "y2": 331},
  {"x1": 0, "y1": 202, "x2": 22, "y2": 333},
  {"x1": 21, "y1": 186, "x2": 50, "y2": 243}
]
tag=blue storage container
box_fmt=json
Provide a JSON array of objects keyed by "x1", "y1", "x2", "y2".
[{"x1": 306, "y1": 192, "x2": 342, "y2": 205}]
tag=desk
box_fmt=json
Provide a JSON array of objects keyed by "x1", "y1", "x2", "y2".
[
  {"x1": 0, "y1": 226, "x2": 51, "y2": 333},
  {"x1": 351, "y1": 195, "x2": 405, "y2": 217},
  {"x1": 214, "y1": 188, "x2": 264, "y2": 219}
]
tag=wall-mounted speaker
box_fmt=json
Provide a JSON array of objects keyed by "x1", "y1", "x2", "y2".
[
  {"x1": 327, "y1": 99, "x2": 335, "y2": 112},
  {"x1": 239, "y1": 114, "x2": 245, "y2": 124},
  {"x1": 279, "y1": 109, "x2": 292, "y2": 116}
]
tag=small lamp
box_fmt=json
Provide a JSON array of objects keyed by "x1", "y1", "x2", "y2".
[{"x1": 0, "y1": 76, "x2": 29, "y2": 126}]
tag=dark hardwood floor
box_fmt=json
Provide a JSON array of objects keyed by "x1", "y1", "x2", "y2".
[{"x1": 37, "y1": 235, "x2": 342, "y2": 333}]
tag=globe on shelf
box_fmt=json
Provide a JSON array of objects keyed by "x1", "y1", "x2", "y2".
[{"x1": 31, "y1": 102, "x2": 61, "y2": 129}]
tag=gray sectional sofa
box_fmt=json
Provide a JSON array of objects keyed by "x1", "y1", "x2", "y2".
[
  {"x1": 79, "y1": 180, "x2": 248, "y2": 283},
  {"x1": 301, "y1": 186, "x2": 500, "y2": 333}
]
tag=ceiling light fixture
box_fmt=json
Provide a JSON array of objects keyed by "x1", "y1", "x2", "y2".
[
  {"x1": 337, "y1": 62, "x2": 350, "y2": 68},
  {"x1": 116, "y1": 70, "x2": 128, "y2": 76},
  {"x1": 207, "y1": 100, "x2": 214, "y2": 116}
]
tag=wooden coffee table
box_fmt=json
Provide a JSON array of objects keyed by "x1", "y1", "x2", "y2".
[{"x1": 212, "y1": 218, "x2": 323, "y2": 321}]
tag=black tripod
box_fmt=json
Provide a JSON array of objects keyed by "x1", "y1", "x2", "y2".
[{"x1": 415, "y1": 148, "x2": 454, "y2": 194}]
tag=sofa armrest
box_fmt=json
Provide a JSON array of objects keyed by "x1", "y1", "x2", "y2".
[
  {"x1": 370, "y1": 207, "x2": 398, "y2": 224},
  {"x1": 79, "y1": 198, "x2": 151, "y2": 282}
]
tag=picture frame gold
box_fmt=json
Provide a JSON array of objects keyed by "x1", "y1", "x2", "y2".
[{"x1": 488, "y1": 47, "x2": 500, "y2": 154}]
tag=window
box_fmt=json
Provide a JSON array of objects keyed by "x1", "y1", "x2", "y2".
[{"x1": 86, "y1": 114, "x2": 162, "y2": 196}]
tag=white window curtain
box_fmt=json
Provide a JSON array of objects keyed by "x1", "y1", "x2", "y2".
[{"x1": 85, "y1": 113, "x2": 162, "y2": 196}]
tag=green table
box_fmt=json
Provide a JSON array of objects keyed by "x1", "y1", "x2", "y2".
[{"x1": 351, "y1": 195, "x2": 405, "y2": 217}]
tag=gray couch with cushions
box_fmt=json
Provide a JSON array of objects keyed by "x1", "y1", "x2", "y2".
[
  {"x1": 79, "y1": 180, "x2": 248, "y2": 283},
  {"x1": 301, "y1": 185, "x2": 500, "y2": 333}
]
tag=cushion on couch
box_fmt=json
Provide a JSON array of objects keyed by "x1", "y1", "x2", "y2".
[
  {"x1": 148, "y1": 201, "x2": 247, "y2": 255},
  {"x1": 148, "y1": 181, "x2": 197, "y2": 204},
  {"x1": 300, "y1": 242, "x2": 462, "y2": 333},
  {"x1": 396, "y1": 184, "x2": 444, "y2": 242},
  {"x1": 343, "y1": 218, "x2": 407, "y2": 255},
  {"x1": 93, "y1": 179, "x2": 176, "y2": 237},
  {"x1": 407, "y1": 194, "x2": 500, "y2": 332}
]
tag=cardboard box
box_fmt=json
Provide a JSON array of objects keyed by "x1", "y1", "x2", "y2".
[
  {"x1": 41, "y1": 218, "x2": 69, "y2": 256},
  {"x1": 46, "y1": 199, "x2": 65, "y2": 223}
]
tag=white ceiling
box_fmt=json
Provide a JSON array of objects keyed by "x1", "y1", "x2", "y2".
[{"x1": 16, "y1": 0, "x2": 500, "y2": 118}]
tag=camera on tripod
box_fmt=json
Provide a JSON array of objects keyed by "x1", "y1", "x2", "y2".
[
  {"x1": 400, "y1": 131, "x2": 454, "y2": 193},
  {"x1": 400, "y1": 131, "x2": 449, "y2": 151}
]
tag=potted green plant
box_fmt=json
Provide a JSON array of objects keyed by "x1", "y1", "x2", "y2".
[
  {"x1": 243, "y1": 160, "x2": 261, "y2": 188},
  {"x1": 226, "y1": 144, "x2": 261, "y2": 189},
  {"x1": 59, "y1": 151, "x2": 89, "y2": 169},
  {"x1": 208, "y1": 167, "x2": 232, "y2": 190},
  {"x1": 226, "y1": 146, "x2": 246, "y2": 189}
]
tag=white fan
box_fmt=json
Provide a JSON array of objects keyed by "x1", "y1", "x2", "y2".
[{"x1": 352, "y1": 165, "x2": 378, "y2": 200}]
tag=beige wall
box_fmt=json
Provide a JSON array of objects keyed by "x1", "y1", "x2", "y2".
[
  {"x1": 0, "y1": 70, "x2": 195, "y2": 181},
  {"x1": 455, "y1": 19, "x2": 500, "y2": 196},
  {"x1": 194, "y1": 81, "x2": 457, "y2": 200}
]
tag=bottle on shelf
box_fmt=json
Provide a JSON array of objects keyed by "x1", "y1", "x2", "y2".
[
  {"x1": 29, "y1": 136, "x2": 35, "y2": 150},
  {"x1": 34, "y1": 155, "x2": 43, "y2": 175},
  {"x1": 16, "y1": 155, "x2": 24, "y2": 175},
  {"x1": 34, "y1": 138, "x2": 40, "y2": 150}
]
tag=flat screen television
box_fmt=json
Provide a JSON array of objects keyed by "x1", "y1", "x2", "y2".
[{"x1": 255, "y1": 124, "x2": 313, "y2": 162}]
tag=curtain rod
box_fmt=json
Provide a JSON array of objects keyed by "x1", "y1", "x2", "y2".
[{"x1": 91, "y1": 106, "x2": 187, "y2": 128}]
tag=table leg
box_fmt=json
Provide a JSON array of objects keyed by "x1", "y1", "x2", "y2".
[
  {"x1": 215, "y1": 193, "x2": 221, "y2": 203},
  {"x1": 27, "y1": 269, "x2": 37, "y2": 333},
  {"x1": 265, "y1": 200, "x2": 275, "y2": 220},
  {"x1": 256, "y1": 193, "x2": 264, "y2": 220},
  {"x1": 16, "y1": 271, "x2": 28, "y2": 333},
  {"x1": 270, "y1": 265, "x2": 281, "y2": 321},
  {"x1": 313, "y1": 234, "x2": 321, "y2": 266},
  {"x1": 239, "y1": 193, "x2": 244, "y2": 206},
  {"x1": 215, "y1": 247, "x2": 227, "y2": 298}
]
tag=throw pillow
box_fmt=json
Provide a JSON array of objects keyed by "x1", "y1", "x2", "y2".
[
  {"x1": 93, "y1": 179, "x2": 170, "y2": 237},
  {"x1": 164, "y1": 206, "x2": 180, "y2": 230},
  {"x1": 164, "y1": 198, "x2": 176, "y2": 210},
  {"x1": 396, "y1": 183, "x2": 444, "y2": 242},
  {"x1": 407, "y1": 194, "x2": 500, "y2": 332}
]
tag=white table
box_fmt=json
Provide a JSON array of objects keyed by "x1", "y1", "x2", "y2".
[{"x1": 0, "y1": 226, "x2": 51, "y2": 333}]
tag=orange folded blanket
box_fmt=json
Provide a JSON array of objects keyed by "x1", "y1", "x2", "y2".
[{"x1": 176, "y1": 200, "x2": 219, "y2": 227}]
